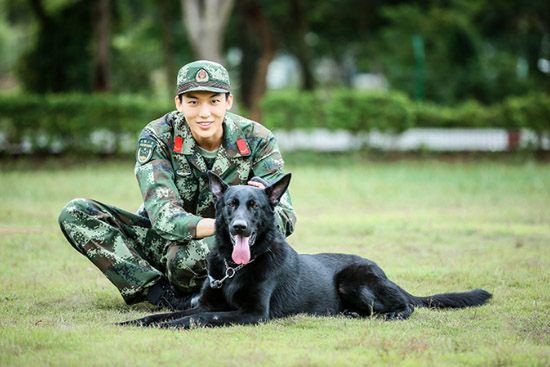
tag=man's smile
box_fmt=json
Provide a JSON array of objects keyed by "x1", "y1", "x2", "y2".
[{"x1": 197, "y1": 121, "x2": 214, "y2": 129}]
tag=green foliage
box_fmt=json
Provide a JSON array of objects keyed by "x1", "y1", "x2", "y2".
[
  {"x1": 259, "y1": 90, "x2": 324, "y2": 130},
  {"x1": 365, "y1": 0, "x2": 547, "y2": 105},
  {"x1": 260, "y1": 89, "x2": 549, "y2": 135},
  {"x1": 1, "y1": 90, "x2": 548, "y2": 155},
  {"x1": 16, "y1": 0, "x2": 93, "y2": 93},
  {"x1": 325, "y1": 90, "x2": 415, "y2": 132},
  {"x1": 499, "y1": 93, "x2": 550, "y2": 133},
  {"x1": 0, "y1": 94, "x2": 172, "y2": 154},
  {"x1": 415, "y1": 100, "x2": 500, "y2": 128},
  {"x1": 1, "y1": 0, "x2": 547, "y2": 105},
  {"x1": 260, "y1": 89, "x2": 415, "y2": 132}
]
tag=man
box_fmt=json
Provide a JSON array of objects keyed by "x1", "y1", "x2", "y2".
[{"x1": 58, "y1": 60, "x2": 296, "y2": 311}]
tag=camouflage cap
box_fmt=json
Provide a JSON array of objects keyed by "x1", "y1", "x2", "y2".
[{"x1": 176, "y1": 60, "x2": 231, "y2": 95}]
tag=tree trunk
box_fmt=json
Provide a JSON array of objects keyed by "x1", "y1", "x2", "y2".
[
  {"x1": 28, "y1": 0, "x2": 49, "y2": 27},
  {"x1": 92, "y1": 0, "x2": 110, "y2": 92},
  {"x1": 290, "y1": 0, "x2": 315, "y2": 90},
  {"x1": 239, "y1": 0, "x2": 275, "y2": 122},
  {"x1": 158, "y1": 0, "x2": 176, "y2": 97},
  {"x1": 181, "y1": 0, "x2": 234, "y2": 63}
]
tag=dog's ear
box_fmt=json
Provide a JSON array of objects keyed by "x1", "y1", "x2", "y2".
[
  {"x1": 265, "y1": 173, "x2": 291, "y2": 207},
  {"x1": 208, "y1": 171, "x2": 229, "y2": 201}
]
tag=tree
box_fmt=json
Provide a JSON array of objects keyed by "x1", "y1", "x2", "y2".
[
  {"x1": 181, "y1": 0, "x2": 234, "y2": 63},
  {"x1": 92, "y1": 0, "x2": 111, "y2": 92},
  {"x1": 19, "y1": 0, "x2": 93, "y2": 93},
  {"x1": 237, "y1": 0, "x2": 276, "y2": 121},
  {"x1": 157, "y1": 0, "x2": 176, "y2": 97},
  {"x1": 288, "y1": 0, "x2": 315, "y2": 90}
]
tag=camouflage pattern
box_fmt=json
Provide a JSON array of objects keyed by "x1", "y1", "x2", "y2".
[
  {"x1": 58, "y1": 198, "x2": 212, "y2": 303},
  {"x1": 176, "y1": 60, "x2": 231, "y2": 95},
  {"x1": 135, "y1": 111, "x2": 296, "y2": 242},
  {"x1": 59, "y1": 109, "x2": 296, "y2": 305}
]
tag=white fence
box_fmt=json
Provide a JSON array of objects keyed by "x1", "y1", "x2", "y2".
[{"x1": 274, "y1": 128, "x2": 549, "y2": 152}]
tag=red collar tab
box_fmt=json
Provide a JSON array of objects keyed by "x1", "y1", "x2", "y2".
[
  {"x1": 236, "y1": 139, "x2": 250, "y2": 155},
  {"x1": 173, "y1": 136, "x2": 183, "y2": 153}
]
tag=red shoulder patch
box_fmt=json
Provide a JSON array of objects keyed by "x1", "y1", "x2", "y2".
[
  {"x1": 173, "y1": 136, "x2": 183, "y2": 153},
  {"x1": 236, "y1": 139, "x2": 250, "y2": 155}
]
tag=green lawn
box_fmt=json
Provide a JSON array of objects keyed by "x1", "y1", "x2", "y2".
[{"x1": 1, "y1": 155, "x2": 549, "y2": 367}]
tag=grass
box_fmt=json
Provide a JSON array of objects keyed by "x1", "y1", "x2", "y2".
[{"x1": 1, "y1": 154, "x2": 549, "y2": 367}]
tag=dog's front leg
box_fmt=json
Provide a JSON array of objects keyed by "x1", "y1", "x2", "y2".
[
  {"x1": 156, "y1": 310, "x2": 269, "y2": 329},
  {"x1": 118, "y1": 310, "x2": 189, "y2": 327},
  {"x1": 118, "y1": 306, "x2": 207, "y2": 327}
]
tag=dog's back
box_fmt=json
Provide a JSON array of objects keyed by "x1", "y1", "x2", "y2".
[{"x1": 268, "y1": 252, "x2": 349, "y2": 317}]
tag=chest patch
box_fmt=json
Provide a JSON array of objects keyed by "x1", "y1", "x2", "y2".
[{"x1": 136, "y1": 138, "x2": 156, "y2": 165}]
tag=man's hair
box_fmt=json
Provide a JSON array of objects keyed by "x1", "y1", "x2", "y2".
[{"x1": 178, "y1": 92, "x2": 231, "y2": 103}]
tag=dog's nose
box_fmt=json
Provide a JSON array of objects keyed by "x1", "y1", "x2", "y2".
[{"x1": 232, "y1": 220, "x2": 248, "y2": 234}]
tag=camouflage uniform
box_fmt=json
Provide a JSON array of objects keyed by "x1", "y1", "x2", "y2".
[{"x1": 58, "y1": 60, "x2": 296, "y2": 305}]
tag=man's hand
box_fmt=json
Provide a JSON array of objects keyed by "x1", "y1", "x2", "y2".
[
  {"x1": 196, "y1": 218, "x2": 215, "y2": 239},
  {"x1": 248, "y1": 176, "x2": 268, "y2": 189}
]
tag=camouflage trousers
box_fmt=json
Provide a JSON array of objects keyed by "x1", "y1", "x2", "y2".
[{"x1": 58, "y1": 198, "x2": 213, "y2": 305}]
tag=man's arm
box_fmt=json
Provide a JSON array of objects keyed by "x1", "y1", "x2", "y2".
[{"x1": 135, "y1": 126, "x2": 203, "y2": 241}]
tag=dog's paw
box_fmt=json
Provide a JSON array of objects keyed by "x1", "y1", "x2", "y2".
[
  {"x1": 118, "y1": 316, "x2": 157, "y2": 327},
  {"x1": 383, "y1": 304, "x2": 414, "y2": 321},
  {"x1": 156, "y1": 316, "x2": 197, "y2": 329},
  {"x1": 342, "y1": 310, "x2": 361, "y2": 319}
]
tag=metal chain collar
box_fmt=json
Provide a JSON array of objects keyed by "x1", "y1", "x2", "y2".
[{"x1": 208, "y1": 258, "x2": 254, "y2": 289}]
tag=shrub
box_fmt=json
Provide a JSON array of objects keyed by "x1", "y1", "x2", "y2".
[
  {"x1": 325, "y1": 89, "x2": 415, "y2": 133},
  {"x1": 0, "y1": 94, "x2": 172, "y2": 154},
  {"x1": 499, "y1": 93, "x2": 550, "y2": 133},
  {"x1": 259, "y1": 90, "x2": 324, "y2": 130},
  {"x1": 1, "y1": 91, "x2": 548, "y2": 155},
  {"x1": 260, "y1": 89, "x2": 416, "y2": 133},
  {"x1": 415, "y1": 100, "x2": 500, "y2": 129}
]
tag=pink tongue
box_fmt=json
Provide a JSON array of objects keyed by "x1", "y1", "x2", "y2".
[{"x1": 232, "y1": 235, "x2": 251, "y2": 264}]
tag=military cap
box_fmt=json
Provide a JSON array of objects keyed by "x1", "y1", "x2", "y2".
[{"x1": 176, "y1": 60, "x2": 231, "y2": 95}]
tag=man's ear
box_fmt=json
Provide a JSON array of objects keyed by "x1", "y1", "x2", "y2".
[
  {"x1": 208, "y1": 171, "x2": 228, "y2": 201},
  {"x1": 265, "y1": 173, "x2": 291, "y2": 207},
  {"x1": 175, "y1": 95, "x2": 184, "y2": 113}
]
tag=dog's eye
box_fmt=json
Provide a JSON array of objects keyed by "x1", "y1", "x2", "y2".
[
  {"x1": 228, "y1": 202, "x2": 235, "y2": 208},
  {"x1": 250, "y1": 202, "x2": 258, "y2": 209}
]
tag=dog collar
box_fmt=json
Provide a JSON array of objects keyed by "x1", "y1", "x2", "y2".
[{"x1": 209, "y1": 258, "x2": 254, "y2": 289}]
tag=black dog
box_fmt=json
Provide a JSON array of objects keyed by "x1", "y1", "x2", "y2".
[{"x1": 121, "y1": 172, "x2": 491, "y2": 328}]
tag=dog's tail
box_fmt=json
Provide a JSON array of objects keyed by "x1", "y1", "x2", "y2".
[{"x1": 408, "y1": 289, "x2": 492, "y2": 309}]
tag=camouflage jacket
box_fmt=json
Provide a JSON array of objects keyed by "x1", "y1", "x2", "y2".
[{"x1": 135, "y1": 111, "x2": 296, "y2": 242}]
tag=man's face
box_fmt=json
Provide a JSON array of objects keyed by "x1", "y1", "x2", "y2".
[{"x1": 175, "y1": 91, "x2": 233, "y2": 150}]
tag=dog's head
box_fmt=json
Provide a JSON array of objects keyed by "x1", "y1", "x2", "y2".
[{"x1": 207, "y1": 171, "x2": 291, "y2": 265}]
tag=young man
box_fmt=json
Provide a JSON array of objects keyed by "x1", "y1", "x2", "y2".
[{"x1": 59, "y1": 60, "x2": 296, "y2": 310}]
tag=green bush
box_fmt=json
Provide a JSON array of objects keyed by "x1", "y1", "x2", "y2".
[
  {"x1": 415, "y1": 100, "x2": 500, "y2": 129},
  {"x1": 259, "y1": 90, "x2": 325, "y2": 130},
  {"x1": 499, "y1": 93, "x2": 550, "y2": 133},
  {"x1": 260, "y1": 89, "x2": 548, "y2": 136},
  {"x1": 1, "y1": 90, "x2": 548, "y2": 155},
  {"x1": 0, "y1": 94, "x2": 172, "y2": 154},
  {"x1": 260, "y1": 89, "x2": 416, "y2": 132},
  {"x1": 325, "y1": 89, "x2": 415, "y2": 133}
]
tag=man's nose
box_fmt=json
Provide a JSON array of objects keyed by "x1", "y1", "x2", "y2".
[{"x1": 199, "y1": 103, "x2": 211, "y2": 118}]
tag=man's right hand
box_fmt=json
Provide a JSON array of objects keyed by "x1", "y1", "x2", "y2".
[{"x1": 195, "y1": 218, "x2": 216, "y2": 239}]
